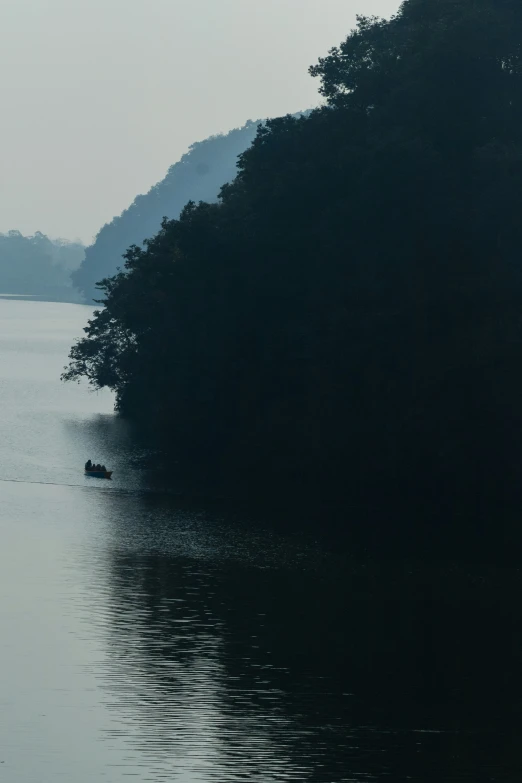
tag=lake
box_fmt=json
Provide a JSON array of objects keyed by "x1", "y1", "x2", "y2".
[{"x1": 0, "y1": 299, "x2": 520, "y2": 782}]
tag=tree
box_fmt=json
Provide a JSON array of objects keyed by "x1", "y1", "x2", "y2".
[
  {"x1": 72, "y1": 122, "x2": 264, "y2": 302},
  {"x1": 63, "y1": 0, "x2": 522, "y2": 552}
]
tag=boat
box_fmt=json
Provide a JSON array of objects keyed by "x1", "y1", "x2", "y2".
[{"x1": 85, "y1": 468, "x2": 113, "y2": 479}]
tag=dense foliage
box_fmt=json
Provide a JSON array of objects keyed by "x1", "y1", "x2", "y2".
[
  {"x1": 72, "y1": 122, "x2": 264, "y2": 302},
  {"x1": 64, "y1": 0, "x2": 522, "y2": 547},
  {"x1": 0, "y1": 231, "x2": 84, "y2": 300}
]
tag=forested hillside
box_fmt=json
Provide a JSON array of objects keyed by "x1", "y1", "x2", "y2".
[
  {"x1": 0, "y1": 231, "x2": 84, "y2": 301},
  {"x1": 64, "y1": 0, "x2": 522, "y2": 555},
  {"x1": 72, "y1": 122, "x2": 264, "y2": 301}
]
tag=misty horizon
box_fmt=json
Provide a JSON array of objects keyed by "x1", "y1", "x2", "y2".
[{"x1": 0, "y1": 0, "x2": 400, "y2": 243}]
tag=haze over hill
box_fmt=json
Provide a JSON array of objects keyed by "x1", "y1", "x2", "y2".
[
  {"x1": 73, "y1": 121, "x2": 267, "y2": 301},
  {"x1": 5, "y1": 116, "x2": 308, "y2": 302},
  {"x1": 0, "y1": 0, "x2": 399, "y2": 241},
  {"x1": 0, "y1": 232, "x2": 84, "y2": 301}
]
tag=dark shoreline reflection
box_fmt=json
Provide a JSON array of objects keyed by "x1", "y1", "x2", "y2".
[
  {"x1": 0, "y1": 298, "x2": 520, "y2": 781},
  {"x1": 79, "y1": 487, "x2": 522, "y2": 782},
  {"x1": 96, "y1": 552, "x2": 304, "y2": 780}
]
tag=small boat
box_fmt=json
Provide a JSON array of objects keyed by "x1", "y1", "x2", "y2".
[{"x1": 85, "y1": 468, "x2": 113, "y2": 479}]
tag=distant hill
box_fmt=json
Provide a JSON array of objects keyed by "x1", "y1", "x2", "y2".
[
  {"x1": 0, "y1": 231, "x2": 84, "y2": 302},
  {"x1": 73, "y1": 120, "x2": 264, "y2": 302}
]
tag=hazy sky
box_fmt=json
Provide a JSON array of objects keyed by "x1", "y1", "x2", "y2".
[{"x1": 0, "y1": 0, "x2": 400, "y2": 243}]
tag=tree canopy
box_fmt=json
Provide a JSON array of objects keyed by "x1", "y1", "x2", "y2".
[
  {"x1": 63, "y1": 0, "x2": 522, "y2": 553},
  {"x1": 72, "y1": 122, "x2": 266, "y2": 302}
]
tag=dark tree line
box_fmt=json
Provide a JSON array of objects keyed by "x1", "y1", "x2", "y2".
[
  {"x1": 72, "y1": 122, "x2": 268, "y2": 302},
  {"x1": 64, "y1": 0, "x2": 522, "y2": 552}
]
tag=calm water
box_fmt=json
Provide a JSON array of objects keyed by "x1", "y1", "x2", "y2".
[{"x1": 0, "y1": 299, "x2": 520, "y2": 782}]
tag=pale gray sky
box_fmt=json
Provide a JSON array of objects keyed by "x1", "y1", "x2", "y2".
[{"x1": 0, "y1": 0, "x2": 400, "y2": 243}]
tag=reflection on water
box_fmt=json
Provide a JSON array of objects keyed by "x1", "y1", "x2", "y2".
[
  {"x1": 0, "y1": 300, "x2": 521, "y2": 782},
  {"x1": 98, "y1": 554, "x2": 299, "y2": 781},
  {"x1": 81, "y1": 491, "x2": 522, "y2": 783}
]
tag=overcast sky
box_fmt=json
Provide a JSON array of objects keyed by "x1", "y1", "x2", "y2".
[{"x1": 0, "y1": 0, "x2": 400, "y2": 243}]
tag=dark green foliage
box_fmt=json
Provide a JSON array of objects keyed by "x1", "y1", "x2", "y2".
[
  {"x1": 64, "y1": 0, "x2": 522, "y2": 547},
  {"x1": 72, "y1": 122, "x2": 264, "y2": 302},
  {"x1": 0, "y1": 231, "x2": 84, "y2": 300}
]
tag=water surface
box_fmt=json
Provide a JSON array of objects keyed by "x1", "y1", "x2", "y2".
[{"x1": 0, "y1": 300, "x2": 520, "y2": 782}]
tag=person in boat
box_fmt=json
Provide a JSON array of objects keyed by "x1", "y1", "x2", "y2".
[
  {"x1": 101, "y1": 465, "x2": 106, "y2": 473},
  {"x1": 85, "y1": 459, "x2": 92, "y2": 471}
]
